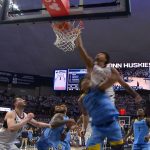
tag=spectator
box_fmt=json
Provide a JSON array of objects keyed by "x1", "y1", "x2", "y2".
[{"x1": 20, "y1": 128, "x2": 28, "y2": 149}]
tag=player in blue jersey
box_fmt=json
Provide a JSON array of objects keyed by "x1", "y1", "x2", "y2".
[
  {"x1": 37, "y1": 104, "x2": 76, "y2": 150},
  {"x1": 124, "y1": 108, "x2": 150, "y2": 150},
  {"x1": 78, "y1": 75, "x2": 125, "y2": 150}
]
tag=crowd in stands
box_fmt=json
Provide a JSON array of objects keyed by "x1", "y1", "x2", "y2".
[
  {"x1": 118, "y1": 67, "x2": 150, "y2": 78},
  {"x1": 0, "y1": 92, "x2": 80, "y2": 122},
  {"x1": 0, "y1": 91, "x2": 149, "y2": 122},
  {"x1": 0, "y1": 67, "x2": 149, "y2": 149},
  {"x1": 0, "y1": 67, "x2": 149, "y2": 121},
  {"x1": 0, "y1": 88, "x2": 149, "y2": 149},
  {"x1": 115, "y1": 92, "x2": 148, "y2": 116}
]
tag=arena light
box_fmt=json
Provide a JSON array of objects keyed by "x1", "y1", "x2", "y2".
[
  {"x1": 0, "y1": 0, "x2": 3, "y2": 6},
  {"x1": 9, "y1": 0, "x2": 19, "y2": 10},
  {"x1": 9, "y1": 0, "x2": 23, "y2": 16},
  {"x1": 12, "y1": 4, "x2": 19, "y2": 10}
]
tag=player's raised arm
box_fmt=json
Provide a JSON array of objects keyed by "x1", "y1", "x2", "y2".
[
  {"x1": 75, "y1": 35, "x2": 93, "y2": 72},
  {"x1": 112, "y1": 68, "x2": 142, "y2": 103}
]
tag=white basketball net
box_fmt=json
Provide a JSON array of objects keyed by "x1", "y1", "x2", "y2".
[{"x1": 52, "y1": 21, "x2": 84, "y2": 52}]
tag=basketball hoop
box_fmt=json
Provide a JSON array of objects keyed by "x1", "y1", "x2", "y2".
[{"x1": 51, "y1": 21, "x2": 84, "y2": 52}]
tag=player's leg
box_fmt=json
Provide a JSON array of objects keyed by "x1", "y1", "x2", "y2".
[
  {"x1": 25, "y1": 138, "x2": 28, "y2": 149},
  {"x1": 20, "y1": 138, "x2": 25, "y2": 148},
  {"x1": 106, "y1": 120, "x2": 124, "y2": 150},
  {"x1": 86, "y1": 126, "x2": 104, "y2": 150}
]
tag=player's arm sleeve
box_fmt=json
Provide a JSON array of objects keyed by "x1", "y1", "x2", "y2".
[{"x1": 50, "y1": 114, "x2": 67, "y2": 128}]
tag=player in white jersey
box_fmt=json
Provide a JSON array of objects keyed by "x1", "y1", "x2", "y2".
[
  {"x1": 0, "y1": 97, "x2": 51, "y2": 150},
  {"x1": 75, "y1": 35, "x2": 142, "y2": 103},
  {"x1": 75, "y1": 35, "x2": 142, "y2": 147}
]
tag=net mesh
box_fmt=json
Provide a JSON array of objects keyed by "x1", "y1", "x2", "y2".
[{"x1": 52, "y1": 21, "x2": 84, "y2": 52}]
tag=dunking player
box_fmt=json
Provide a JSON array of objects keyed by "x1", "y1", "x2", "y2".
[
  {"x1": 37, "y1": 104, "x2": 76, "y2": 150},
  {"x1": 75, "y1": 35, "x2": 142, "y2": 149},
  {"x1": 0, "y1": 97, "x2": 51, "y2": 150},
  {"x1": 75, "y1": 35, "x2": 142, "y2": 103},
  {"x1": 124, "y1": 108, "x2": 150, "y2": 150}
]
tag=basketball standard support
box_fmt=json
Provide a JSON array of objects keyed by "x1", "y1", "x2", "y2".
[{"x1": 0, "y1": 0, "x2": 9, "y2": 21}]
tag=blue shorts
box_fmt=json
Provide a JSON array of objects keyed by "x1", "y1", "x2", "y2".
[
  {"x1": 132, "y1": 144, "x2": 150, "y2": 150},
  {"x1": 86, "y1": 119, "x2": 123, "y2": 149}
]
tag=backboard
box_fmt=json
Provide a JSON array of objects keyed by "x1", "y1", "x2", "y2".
[
  {"x1": 0, "y1": 0, "x2": 131, "y2": 24},
  {"x1": 119, "y1": 116, "x2": 131, "y2": 126}
]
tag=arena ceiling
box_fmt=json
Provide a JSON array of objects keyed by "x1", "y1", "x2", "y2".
[{"x1": 0, "y1": 0, "x2": 150, "y2": 77}]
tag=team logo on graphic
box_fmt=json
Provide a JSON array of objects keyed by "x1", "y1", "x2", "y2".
[
  {"x1": 44, "y1": 0, "x2": 61, "y2": 11},
  {"x1": 49, "y1": 3, "x2": 61, "y2": 11}
]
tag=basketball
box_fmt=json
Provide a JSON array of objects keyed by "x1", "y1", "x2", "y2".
[
  {"x1": 53, "y1": 21, "x2": 71, "y2": 31},
  {"x1": 63, "y1": 22, "x2": 71, "y2": 30}
]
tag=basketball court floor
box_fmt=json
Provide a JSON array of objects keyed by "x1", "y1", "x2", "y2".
[
  {"x1": 21, "y1": 147, "x2": 85, "y2": 150},
  {"x1": 21, "y1": 146, "x2": 132, "y2": 150}
]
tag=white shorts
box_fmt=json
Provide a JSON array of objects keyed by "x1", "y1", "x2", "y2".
[{"x1": 0, "y1": 143, "x2": 19, "y2": 150}]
